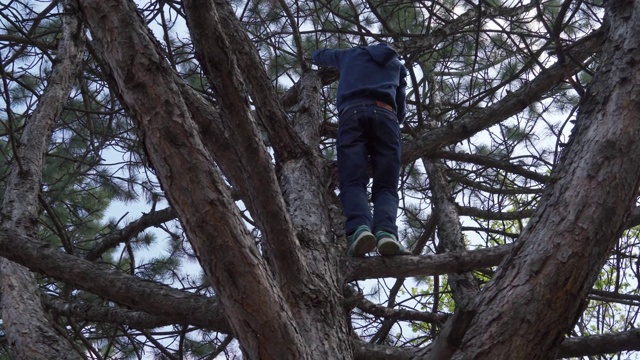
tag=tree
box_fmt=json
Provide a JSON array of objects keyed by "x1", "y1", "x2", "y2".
[{"x1": 0, "y1": 0, "x2": 639, "y2": 359}]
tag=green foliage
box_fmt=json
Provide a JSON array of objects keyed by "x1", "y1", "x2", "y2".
[{"x1": 1, "y1": 0, "x2": 631, "y2": 358}]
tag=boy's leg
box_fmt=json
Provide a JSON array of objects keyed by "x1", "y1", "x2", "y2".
[
  {"x1": 337, "y1": 109, "x2": 373, "y2": 237},
  {"x1": 369, "y1": 108, "x2": 401, "y2": 237}
]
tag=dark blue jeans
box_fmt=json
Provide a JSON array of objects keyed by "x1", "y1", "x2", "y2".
[{"x1": 337, "y1": 103, "x2": 401, "y2": 238}]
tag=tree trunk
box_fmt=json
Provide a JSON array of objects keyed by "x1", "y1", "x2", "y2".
[
  {"x1": 6, "y1": 0, "x2": 640, "y2": 358},
  {"x1": 448, "y1": 3, "x2": 640, "y2": 358},
  {"x1": 183, "y1": 0, "x2": 354, "y2": 352},
  {"x1": 424, "y1": 160, "x2": 481, "y2": 359},
  {"x1": 77, "y1": 0, "x2": 354, "y2": 358},
  {"x1": 277, "y1": 70, "x2": 354, "y2": 356},
  {"x1": 78, "y1": 1, "x2": 307, "y2": 357},
  {"x1": 0, "y1": 1, "x2": 84, "y2": 358}
]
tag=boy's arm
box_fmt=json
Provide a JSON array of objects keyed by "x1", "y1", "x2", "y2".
[
  {"x1": 396, "y1": 66, "x2": 408, "y2": 124},
  {"x1": 312, "y1": 48, "x2": 348, "y2": 68}
]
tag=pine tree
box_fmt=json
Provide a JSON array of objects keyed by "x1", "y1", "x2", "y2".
[{"x1": 0, "y1": 0, "x2": 638, "y2": 358}]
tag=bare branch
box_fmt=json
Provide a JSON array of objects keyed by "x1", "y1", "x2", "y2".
[
  {"x1": 85, "y1": 207, "x2": 177, "y2": 261},
  {"x1": 344, "y1": 244, "x2": 511, "y2": 282},
  {"x1": 402, "y1": 27, "x2": 605, "y2": 163},
  {"x1": 44, "y1": 295, "x2": 231, "y2": 333},
  {"x1": 0, "y1": 1, "x2": 86, "y2": 358},
  {"x1": 0, "y1": 227, "x2": 229, "y2": 330}
]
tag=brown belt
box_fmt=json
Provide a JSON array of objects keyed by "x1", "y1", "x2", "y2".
[{"x1": 375, "y1": 101, "x2": 394, "y2": 112}]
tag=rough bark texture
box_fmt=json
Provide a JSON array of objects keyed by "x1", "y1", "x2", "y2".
[
  {"x1": 182, "y1": 0, "x2": 306, "y2": 290},
  {"x1": 77, "y1": 1, "x2": 309, "y2": 358},
  {"x1": 345, "y1": 244, "x2": 511, "y2": 281},
  {"x1": 0, "y1": 227, "x2": 231, "y2": 332},
  {"x1": 3, "y1": 0, "x2": 640, "y2": 358},
  {"x1": 35, "y1": 0, "x2": 636, "y2": 359},
  {"x1": 424, "y1": 160, "x2": 481, "y2": 360},
  {"x1": 77, "y1": 0, "x2": 355, "y2": 357},
  {"x1": 354, "y1": 328, "x2": 640, "y2": 359},
  {"x1": 277, "y1": 71, "x2": 353, "y2": 356},
  {"x1": 0, "y1": 2, "x2": 84, "y2": 358},
  {"x1": 203, "y1": 0, "x2": 309, "y2": 162},
  {"x1": 425, "y1": 160, "x2": 480, "y2": 306},
  {"x1": 446, "y1": 3, "x2": 640, "y2": 358},
  {"x1": 177, "y1": 1, "x2": 351, "y2": 355}
]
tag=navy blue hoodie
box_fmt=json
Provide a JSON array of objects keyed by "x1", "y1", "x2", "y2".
[{"x1": 312, "y1": 43, "x2": 407, "y2": 123}]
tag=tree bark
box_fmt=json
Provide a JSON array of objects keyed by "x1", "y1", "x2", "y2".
[
  {"x1": 354, "y1": 328, "x2": 640, "y2": 359},
  {"x1": 4, "y1": 0, "x2": 638, "y2": 358},
  {"x1": 178, "y1": 1, "x2": 353, "y2": 354},
  {"x1": 0, "y1": 1, "x2": 84, "y2": 358},
  {"x1": 182, "y1": 0, "x2": 306, "y2": 289},
  {"x1": 0, "y1": 227, "x2": 231, "y2": 332},
  {"x1": 277, "y1": 70, "x2": 353, "y2": 356},
  {"x1": 77, "y1": 1, "x2": 309, "y2": 358},
  {"x1": 424, "y1": 160, "x2": 481, "y2": 360},
  {"x1": 446, "y1": 3, "x2": 640, "y2": 358}
]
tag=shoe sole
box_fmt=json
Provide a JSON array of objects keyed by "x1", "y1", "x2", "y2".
[
  {"x1": 348, "y1": 234, "x2": 376, "y2": 257},
  {"x1": 377, "y1": 237, "x2": 401, "y2": 256}
]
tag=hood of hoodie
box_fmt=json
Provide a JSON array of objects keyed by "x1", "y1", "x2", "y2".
[{"x1": 366, "y1": 43, "x2": 398, "y2": 66}]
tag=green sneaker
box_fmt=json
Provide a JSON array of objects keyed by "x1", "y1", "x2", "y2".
[
  {"x1": 347, "y1": 225, "x2": 376, "y2": 257},
  {"x1": 376, "y1": 231, "x2": 411, "y2": 256}
]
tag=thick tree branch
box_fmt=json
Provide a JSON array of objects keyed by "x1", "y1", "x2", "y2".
[
  {"x1": 0, "y1": 227, "x2": 230, "y2": 330},
  {"x1": 447, "y1": 5, "x2": 640, "y2": 357},
  {"x1": 281, "y1": 67, "x2": 339, "y2": 109},
  {"x1": 623, "y1": 206, "x2": 640, "y2": 228},
  {"x1": 434, "y1": 150, "x2": 549, "y2": 184},
  {"x1": 588, "y1": 289, "x2": 640, "y2": 305},
  {"x1": 182, "y1": 0, "x2": 307, "y2": 288},
  {"x1": 402, "y1": 27, "x2": 605, "y2": 163},
  {"x1": 352, "y1": 329, "x2": 640, "y2": 360},
  {"x1": 457, "y1": 205, "x2": 535, "y2": 221},
  {"x1": 424, "y1": 160, "x2": 480, "y2": 360},
  {"x1": 344, "y1": 244, "x2": 511, "y2": 282},
  {"x1": 44, "y1": 295, "x2": 231, "y2": 333},
  {"x1": 213, "y1": 0, "x2": 309, "y2": 161},
  {"x1": 557, "y1": 329, "x2": 640, "y2": 358},
  {"x1": 78, "y1": 1, "x2": 308, "y2": 358},
  {"x1": 266, "y1": 65, "x2": 354, "y2": 354},
  {"x1": 346, "y1": 286, "x2": 449, "y2": 324},
  {"x1": 0, "y1": 2, "x2": 85, "y2": 358},
  {"x1": 426, "y1": 161, "x2": 481, "y2": 304}
]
